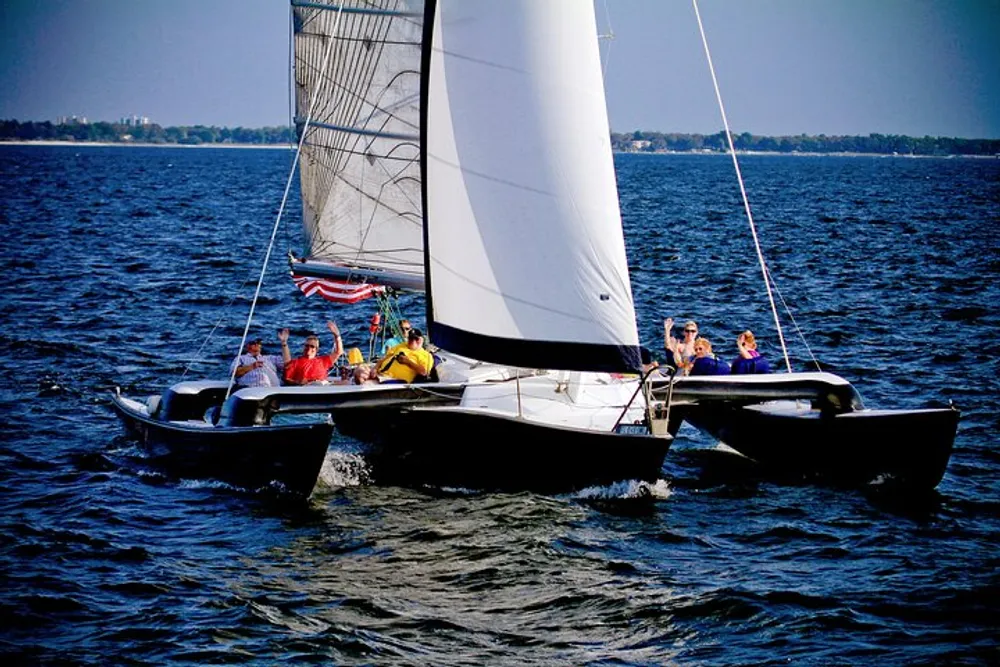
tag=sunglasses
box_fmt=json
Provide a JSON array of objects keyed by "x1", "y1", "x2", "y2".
[{"x1": 684, "y1": 329, "x2": 697, "y2": 334}]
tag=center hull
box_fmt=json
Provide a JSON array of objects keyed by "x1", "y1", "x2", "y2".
[{"x1": 334, "y1": 404, "x2": 671, "y2": 493}]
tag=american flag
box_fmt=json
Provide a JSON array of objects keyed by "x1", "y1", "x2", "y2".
[{"x1": 291, "y1": 274, "x2": 385, "y2": 304}]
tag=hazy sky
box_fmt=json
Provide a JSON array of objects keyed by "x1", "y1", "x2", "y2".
[{"x1": 2, "y1": 0, "x2": 998, "y2": 138}]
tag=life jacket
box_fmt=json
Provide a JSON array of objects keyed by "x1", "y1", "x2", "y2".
[
  {"x1": 690, "y1": 356, "x2": 731, "y2": 376},
  {"x1": 731, "y1": 356, "x2": 771, "y2": 375}
]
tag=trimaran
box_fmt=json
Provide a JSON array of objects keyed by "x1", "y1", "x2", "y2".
[{"x1": 111, "y1": 0, "x2": 958, "y2": 496}]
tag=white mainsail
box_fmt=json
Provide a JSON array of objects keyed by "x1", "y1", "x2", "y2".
[
  {"x1": 424, "y1": 0, "x2": 642, "y2": 373},
  {"x1": 291, "y1": 0, "x2": 425, "y2": 290}
]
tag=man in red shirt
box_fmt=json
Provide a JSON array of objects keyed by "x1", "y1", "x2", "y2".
[{"x1": 283, "y1": 320, "x2": 343, "y2": 385}]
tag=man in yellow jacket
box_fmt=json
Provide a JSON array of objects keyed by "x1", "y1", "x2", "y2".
[{"x1": 376, "y1": 328, "x2": 434, "y2": 383}]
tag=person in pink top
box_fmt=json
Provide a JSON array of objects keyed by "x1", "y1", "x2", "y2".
[{"x1": 283, "y1": 320, "x2": 343, "y2": 385}]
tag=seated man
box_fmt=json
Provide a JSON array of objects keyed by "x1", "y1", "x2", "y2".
[
  {"x1": 230, "y1": 330, "x2": 289, "y2": 388},
  {"x1": 375, "y1": 327, "x2": 434, "y2": 383}
]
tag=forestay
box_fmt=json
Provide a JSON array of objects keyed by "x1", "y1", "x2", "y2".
[
  {"x1": 424, "y1": 0, "x2": 642, "y2": 373},
  {"x1": 291, "y1": 0, "x2": 426, "y2": 290}
]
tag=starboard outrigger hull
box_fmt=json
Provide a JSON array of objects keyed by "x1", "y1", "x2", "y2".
[{"x1": 650, "y1": 373, "x2": 959, "y2": 491}]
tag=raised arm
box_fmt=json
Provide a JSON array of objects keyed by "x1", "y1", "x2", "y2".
[
  {"x1": 663, "y1": 317, "x2": 681, "y2": 362},
  {"x1": 736, "y1": 333, "x2": 753, "y2": 359},
  {"x1": 663, "y1": 318, "x2": 675, "y2": 350},
  {"x1": 278, "y1": 328, "x2": 291, "y2": 363},
  {"x1": 327, "y1": 320, "x2": 343, "y2": 361}
]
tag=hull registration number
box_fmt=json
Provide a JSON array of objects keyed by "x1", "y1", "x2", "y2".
[{"x1": 615, "y1": 422, "x2": 650, "y2": 436}]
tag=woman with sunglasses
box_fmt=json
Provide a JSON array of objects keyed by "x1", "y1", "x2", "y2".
[
  {"x1": 283, "y1": 320, "x2": 344, "y2": 385},
  {"x1": 664, "y1": 317, "x2": 700, "y2": 373}
]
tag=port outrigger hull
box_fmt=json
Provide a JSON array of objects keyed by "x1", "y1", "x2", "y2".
[{"x1": 111, "y1": 388, "x2": 333, "y2": 496}]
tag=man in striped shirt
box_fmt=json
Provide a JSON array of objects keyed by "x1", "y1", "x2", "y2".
[{"x1": 230, "y1": 329, "x2": 290, "y2": 387}]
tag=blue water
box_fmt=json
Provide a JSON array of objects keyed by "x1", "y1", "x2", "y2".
[{"x1": 1, "y1": 145, "x2": 997, "y2": 665}]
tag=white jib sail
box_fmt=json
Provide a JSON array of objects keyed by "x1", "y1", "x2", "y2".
[{"x1": 425, "y1": 0, "x2": 641, "y2": 371}]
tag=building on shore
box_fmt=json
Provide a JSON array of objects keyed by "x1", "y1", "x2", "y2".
[{"x1": 56, "y1": 115, "x2": 88, "y2": 125}]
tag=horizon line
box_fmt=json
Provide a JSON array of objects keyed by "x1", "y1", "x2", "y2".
[{"x1": 2, "y1": 118, "x2": 997, "y2": 142}]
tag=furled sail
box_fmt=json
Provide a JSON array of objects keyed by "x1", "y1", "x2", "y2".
[
  {"x1": 423, "y1": 0, "x2": 643, "y2": 373},
  {"x1": 291, "y1": 0, "x2": 425, "y2": 291}
]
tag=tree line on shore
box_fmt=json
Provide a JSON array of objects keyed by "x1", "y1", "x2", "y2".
[
  {"x1": 1, "y1": 119, "x2": 997, "y2": 156},
  {"x1": 612, "y1": 130, "x2": 999, "y2": 157},
  {"x1": 0, "y1": 120, "x2": 292, "y2": 145}
]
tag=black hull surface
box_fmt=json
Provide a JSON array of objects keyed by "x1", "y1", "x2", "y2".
[
  {"x1": 111, "y1": 393, "x2": 332, "y2": 496},
  {"x1": 684, "y1": 402, "x2": 959, "y2": 492},
  {"x1": 333, "y1": 405, "x2": 672, "y2": 493}
]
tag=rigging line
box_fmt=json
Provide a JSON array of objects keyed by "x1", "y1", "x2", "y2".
[
  {"x1": 345, "y1": 13, "x2": 417, "y2": 265},
  {"x1": 691, "y1": 0, "x2": 792, "y2": 373},
  {"x1": 180, "y1": 225, "x2": 274, "y2": 381},
  {"x1": 283, "y1": 9, "x2": 298, "y2": 251},
  {"x1": 598, "y1": 0, "x2": 615, "y2": 81},
  {"x1": 351, "y1": 136, "x2": 421, "y2": 270},
  {"x1": 287, "y1": 6, "x2": 295, "y2": 144},
  {"x1": 339, "y1": 13, "x2": 401, "y2": 182},
  {"x1": 322, "y1": 10, "x2": 391, "y2": 180},
  {"x1": 305, "y1": 10, "x2": 393, "y2": 247},
  {"x1": 764, "y1": 265, "x2": 823, "y2": 371},
  {"x1": 309, "y1": 11, "x2": 346, "y2": 201},
  {"x1": 226, "y1": 3, "x2": 344, "y2": 400},
  {"x1": 180, "y1": 272, "x2": 255, "y2": 382},
  {"x1": 294, "y1": 8, "x2": 353, "y2": 261},
  {"x1": 296, "y1": 14, "x2": 336, "y2": 211},
  {"x1": 321, "y1": 12, "x2": 366, "y2": 175}
]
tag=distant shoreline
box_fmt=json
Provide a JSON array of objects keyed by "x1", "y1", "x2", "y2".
[
  {"x1": 0, "y1": 140, "x2": 292, "y2": 149},
  {"x1": 2, "y1": 139, "x2": 995, "y2": 159},
  {"x1": 613, "y1": 149, "x2": 999, "y2": 160}
]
